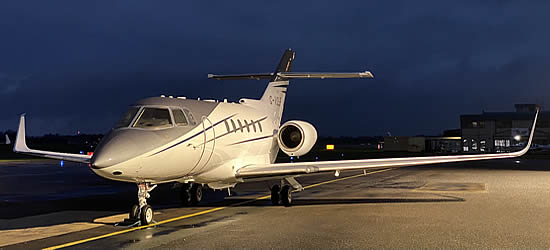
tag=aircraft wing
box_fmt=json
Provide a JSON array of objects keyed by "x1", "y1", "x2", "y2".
[
  {"x1": 13, "y1": 114, "x2": 92, "y2": 164},
  {"x1": 236, "y1": 109, "x2": 538, "y2": 179}
]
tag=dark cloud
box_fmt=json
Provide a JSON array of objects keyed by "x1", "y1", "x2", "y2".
[{"x1": 1, "y1": 0, "x2": 549, "y2": 136}]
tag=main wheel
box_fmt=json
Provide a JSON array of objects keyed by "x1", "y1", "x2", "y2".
[
  {"x1": 190, "y1": 184, "x2": 203, "y2": 205},
  {"x1": 280, "y1": 185, "x2": 292, "y2": 207},
  {"x1": 129, "y1": 204, "x2": 140, "y2": 219},
  {"x1": 181, "y1": 184, "x2": 191, "y2": 206},
  {"x1": 271, "y1": 185, "x2": 280, "y2": 205},
  {"x1": 140, "y1": 205, "x2": 153, "y2": 225}
]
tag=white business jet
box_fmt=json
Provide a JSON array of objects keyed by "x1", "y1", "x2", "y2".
[{"x1": 14, "y1": 49, "x2": 538, "y2": 225}]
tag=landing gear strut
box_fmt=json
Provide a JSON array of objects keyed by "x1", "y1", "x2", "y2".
[
  {"x1": 128, "y1": 183, "x2": 156, "y2": 225},
  {"x1": 181, "y1": 183, "x2": 203, "y2": 206}
]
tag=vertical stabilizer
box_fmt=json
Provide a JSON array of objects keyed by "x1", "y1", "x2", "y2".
[
  {"x1": 5, "y1": 134, "x2": 10, "y2": 145},
  {"x1": 260, "y1": 49, "x2": 295, "y2": 125}
]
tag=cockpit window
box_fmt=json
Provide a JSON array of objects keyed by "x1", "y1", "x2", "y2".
[
  {"x1": 132, "y1": 108, "x2": 173, "y2": 129},
  {"x1": 171, "y1": 108, "x2": 188, "y2": 126},
  {"x1": 115, "y1": 107, "x2": 140, "y2": 129}
]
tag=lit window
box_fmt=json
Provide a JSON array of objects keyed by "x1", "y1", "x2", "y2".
[
  {"x1": 472, "y1": 121, "x2": 478, "y2": 128},
  {"x1": 472, "y1": 140, "x2": 478, "y2": 151}
]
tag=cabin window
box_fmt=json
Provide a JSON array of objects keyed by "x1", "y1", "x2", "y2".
[
  {"x1": 171, "y1": 108, "x2": 188, "y2": 126},
  {"x1": 224, "y1": 120, "x2": 230, "y2": 132},
  {"x1": 132, "y1": 108, "x2": 173, "y2": 129},
  {"x1": 251, "y1": 120, "x2": 257, "y2": 132},
  {"x1": 237, "y1": 120, "x2": 244, "y2": 132},
  {"x1": 230, "y1": 119, "x2": 237, "y2": 132},
  {"x1": 244, "y1": 120, "x2": 250, "y2": 132},
  {"x1": 257, "y1": 121, "x2": 263, "y2": 132},
  {"x1": 115, "y1": 106, "x2": 140, "y2": 128}
]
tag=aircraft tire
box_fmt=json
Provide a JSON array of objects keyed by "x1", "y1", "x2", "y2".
[
  {"x1": 280, "y1": 185, "x2": 292, "y2": 207},
  {"x1": 140, "y1": 205, "x2": 153, "y2": 225},
  {"x1": 271, "y1": 185, "x2": 280, "y2": 205},
  {"x1": 190, "y1": 184, "x2": 203, "y2": 205},
  {"x1": 129, "y1": 204, "x2": 140, "y2": 219}
]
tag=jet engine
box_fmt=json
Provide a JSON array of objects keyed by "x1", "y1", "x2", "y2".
[{"x1": 277, "y1": 120, "x2": 317, "y2": 157}]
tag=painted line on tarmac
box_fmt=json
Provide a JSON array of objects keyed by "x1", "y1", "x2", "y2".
[{"x1": 43, "y1": 168, "x2": 392, "y2": 250}]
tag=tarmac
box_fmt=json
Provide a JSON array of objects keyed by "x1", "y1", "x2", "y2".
[{"x1": 2, "y1": 158, "x2": 550, "y2": 248}]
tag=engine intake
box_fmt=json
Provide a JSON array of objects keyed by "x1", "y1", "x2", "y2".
[{"x1": 278, "y1": 120, "x2": 317, "y2": 157}]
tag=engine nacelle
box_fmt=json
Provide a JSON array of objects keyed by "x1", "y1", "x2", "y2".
[{"x1": 277, "y1": 120, "x2": 317, "y2": 157}]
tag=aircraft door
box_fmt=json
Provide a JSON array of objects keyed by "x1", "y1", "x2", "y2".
[{"x1": 189, "y1": 116, "x2": 215, "y2": 174}]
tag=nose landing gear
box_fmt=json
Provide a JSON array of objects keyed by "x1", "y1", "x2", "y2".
[{"x1": 126, "y1": 183, "x2": 157, "y2": 226}]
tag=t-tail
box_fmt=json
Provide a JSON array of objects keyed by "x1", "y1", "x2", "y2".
[{"x1": 208, "y1": 49, "x2": 374, "y2": 125}]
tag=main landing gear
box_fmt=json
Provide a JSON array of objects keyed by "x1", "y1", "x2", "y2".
[
  {"x1": 128, "y1": 183, "x2": 157, "y2": 225},
  {"x1": 271, "y1": 177, "x2": 303, "y2": 206},
  {"x1": 271, "y1": 184, "x2": 293, "y2": 206},
  {"x1": 180, "y1": 183, "x2": 203, "y2": 206}
]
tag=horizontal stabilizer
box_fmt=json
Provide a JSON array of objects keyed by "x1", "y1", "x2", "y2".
[{"x1": 208, "y1": 71, "x2": 374, "y2": 80}]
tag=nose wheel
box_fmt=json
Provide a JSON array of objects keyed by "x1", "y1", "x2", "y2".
[{"x1": 125, "y1": 183, "x2": 157, "y2": 226}]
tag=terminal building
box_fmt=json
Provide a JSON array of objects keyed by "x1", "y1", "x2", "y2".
[{"x1": 461, "y1": 104, "x2": 549, "y2": 153}]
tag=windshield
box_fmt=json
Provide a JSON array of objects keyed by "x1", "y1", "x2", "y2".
[
  {"x1": 115, "y1": 107, "x2": 140, "y2": 128},
  {"x1": 132, "y1": 107, "x2": 173, "y2": 129}
]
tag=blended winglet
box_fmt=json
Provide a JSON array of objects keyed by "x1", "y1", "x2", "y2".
[{"x1": 14, "y1": 113, "x2": 30, "y2": 153}]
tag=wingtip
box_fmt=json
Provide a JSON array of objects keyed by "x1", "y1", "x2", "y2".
[{"x1": 14, "y1": 113, "x2": 29, "y2": 153}]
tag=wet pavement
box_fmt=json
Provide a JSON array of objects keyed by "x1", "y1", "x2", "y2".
[{"x1": 3, "y1": 158, "x2": 550, "y2": 248}]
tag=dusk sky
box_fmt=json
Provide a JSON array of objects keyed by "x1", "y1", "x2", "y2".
[{"x1": 1, "y1": 1, "x2": 549, "y2": 136}]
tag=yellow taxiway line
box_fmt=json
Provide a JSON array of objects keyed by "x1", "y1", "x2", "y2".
[{"x1": 43, "y1": 168, "x2": 392, "y2": 250}]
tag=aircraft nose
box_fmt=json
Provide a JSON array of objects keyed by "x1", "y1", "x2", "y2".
[{"x1": 91, "y1": 130, "x2": 140, "y2": 169}]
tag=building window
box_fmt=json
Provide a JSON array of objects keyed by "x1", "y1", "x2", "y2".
[
  {"x1": 480, "y1": 140, "x2": 486, "y2": 152},
  {"x1": 472, "y1": 121, "x2": 478, "y2": 128},
  {"x1": 463, "y1": 139, "x2": 469, "y2": 152},
  {"x1": 471, "y1": 140, "x2": 478, "y2": 151},
  {"x1": 495, "y1": 139, "x2": 511, "y2": 147}
]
